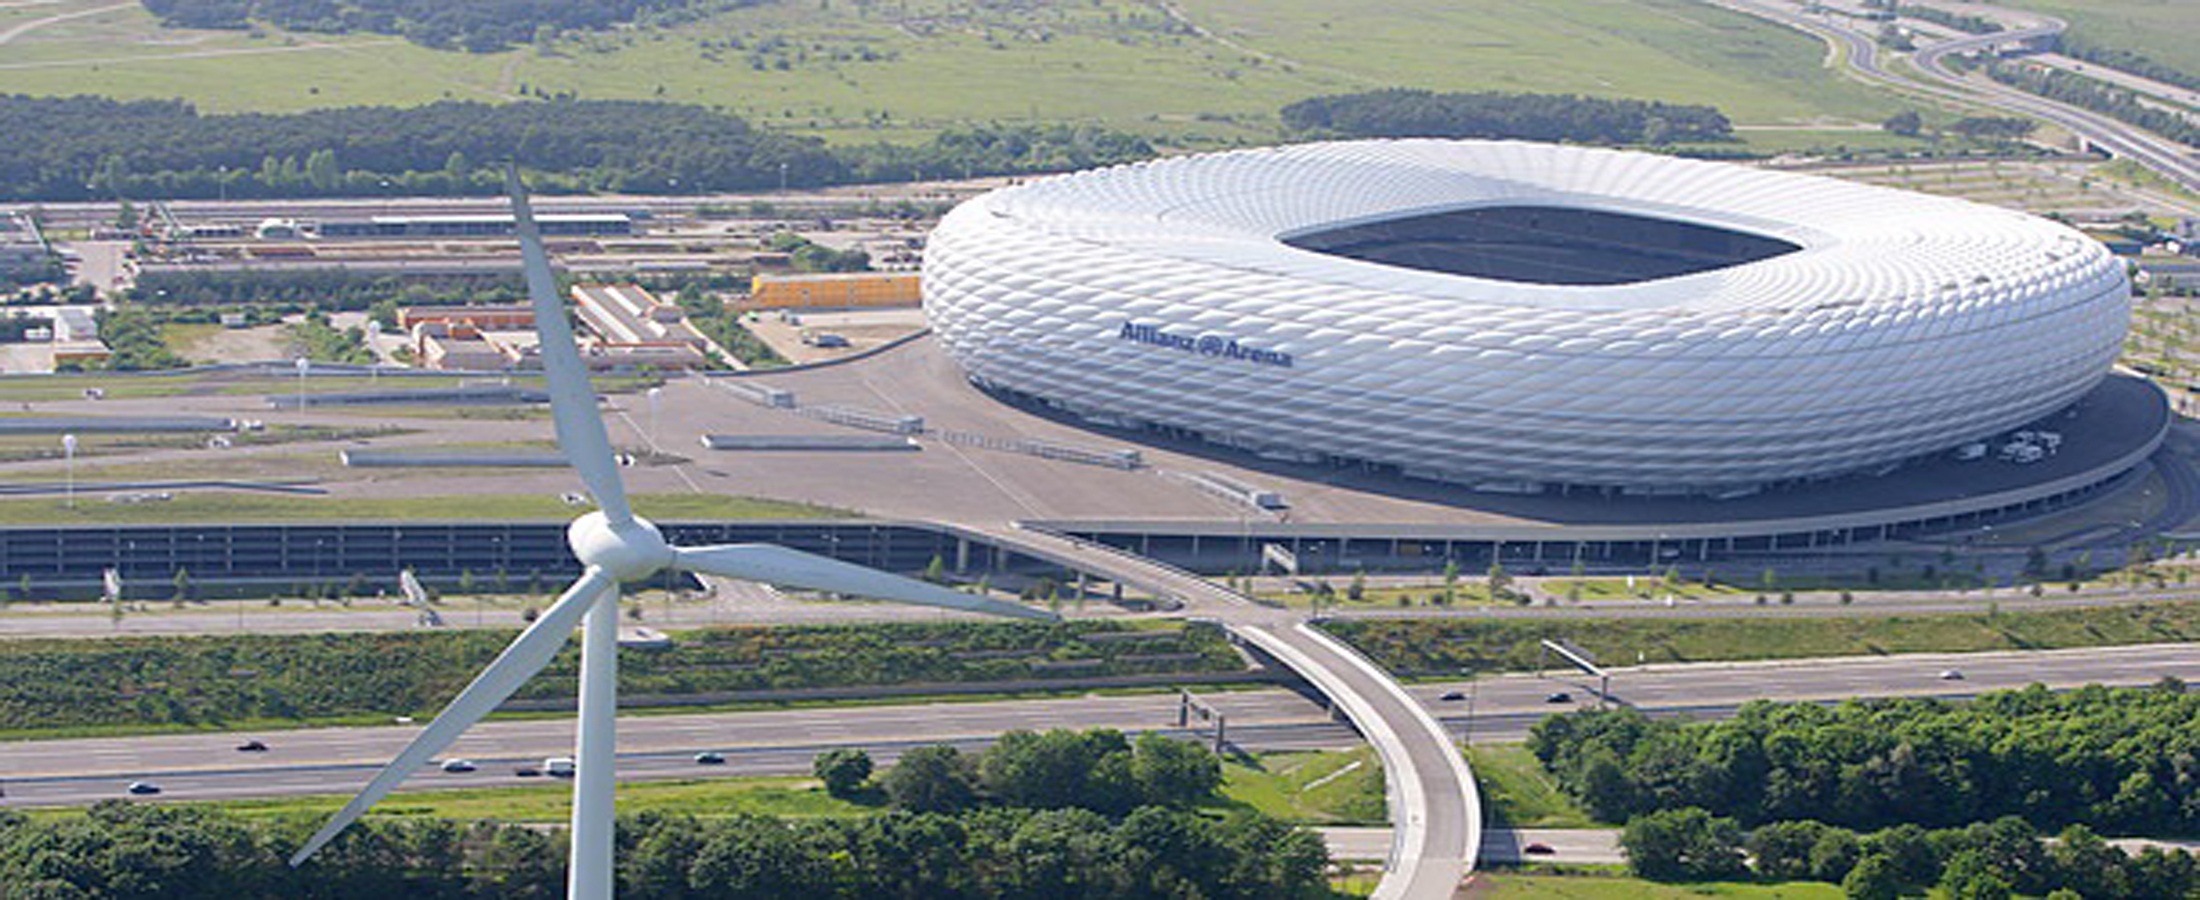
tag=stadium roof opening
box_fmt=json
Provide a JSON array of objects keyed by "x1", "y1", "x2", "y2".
[{"x1": 1281, "y1": 205, "x2": 1802, "y2": 285}]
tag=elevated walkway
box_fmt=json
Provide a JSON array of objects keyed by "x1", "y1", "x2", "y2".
[{"x1": 965, "y1": 523, "x2": 1481, "y2": 899}]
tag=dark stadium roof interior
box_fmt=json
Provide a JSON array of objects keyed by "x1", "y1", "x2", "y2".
[{"x1": 1282, "y1": 205, "x2": 1802, "y2": 285}]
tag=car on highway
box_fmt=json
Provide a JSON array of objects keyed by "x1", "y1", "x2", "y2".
[
  {"x1": 1939, "y1": 670, "x2": 1965, "y2": 681},
  {"x1": 545, "y1": 757, "x2": 577, "y2": 778},
  {"x1": 1523, "y1": 842, "x2": 1555, "y2": 856},
  {"x1": 513, "y1": 766, "x2": 541, "y2": 778},
  {"x1": 1439, "y1": 691, "x2": 1467, "y2": 702},
  {"x1": 126, "y1": 782, "x2": 161, "y2": 795},
  {"x1": 236, "y1": 739, "x2": 268, "y2": 752},
  {"x1": 694, "y1": 752, "x2": 726, "y2": 765},
  {"x1": 440, "y1": 759, "x2": 477, "y2": 774},
  {"x1": 1545, "y1": 692, "x2": 1573, "y2": 704}
]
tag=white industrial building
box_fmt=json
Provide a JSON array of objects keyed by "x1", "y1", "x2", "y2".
[{"x1": 923, "y1": 140, "x2": 2130, "y2": 493}]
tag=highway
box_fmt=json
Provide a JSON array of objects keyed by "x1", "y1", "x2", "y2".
[
  {"x1": 4, "y1": 642, "x2": 2190, "y2": 806},
  {"x1": 1910, "y1": 18, "x2": 2200, "y2": 195},
  {"x1": 1717, "y1": 0, "x2": 2200, "y2": 195}
]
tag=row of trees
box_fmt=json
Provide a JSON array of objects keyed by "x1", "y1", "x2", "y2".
[
  {"x1": 765, "y1": 231, "x2": 872, "y2": 273},
  {"x1": 0, "y1": 621, "x2": 1242, "y2": 733},
  {"x1": 0, "y1": 96, "x2": 1159, "y2": 202},
  {"x1": 671, "y1": 283, "x2": 784, "y2": 368},
  {"x1": 1624, "y1": 807, "x2": 2200, "y2": 899},
  {"x1": 2059, "y1": 34, "x2": 2200, "y2": 94},
  {"x1": 139, "y1": 0, "x2": 693, "y2": 53},
  {"x1": 3, "y1": 790, "x2": 1325, "y2": 898},
  {"x1": 1986, "y1": 62, "x2": 2200, "y2": 146},
  {"x1": 128, "y1": 270, "x2": 526, "y2": 311},
  {"x1": 866, "y1": 729, "x2": 1225, "y2": 818},
  {"x1": 1280, "y1": 88, "x2": 1734, "y2": 145},
  {"x1": 1529, "y1": 683, "x2": 2200, "y2": 833}
]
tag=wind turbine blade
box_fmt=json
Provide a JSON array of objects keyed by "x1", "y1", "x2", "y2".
[
  {"x1": 289, "y1": 566, "x2": 618, "y2": 867},
  {"x1": 675, "y1": 544, "x2": 1057, "y2": 621},
  {"x1": 506, "y1": 168, "x2": 633, "y2": 526}
]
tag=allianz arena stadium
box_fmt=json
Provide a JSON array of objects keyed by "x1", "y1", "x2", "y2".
[{"x1": 921, "y1": 140, "x2": 2130, "y2": 493}]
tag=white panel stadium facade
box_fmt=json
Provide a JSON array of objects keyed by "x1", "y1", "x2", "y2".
[{"x1": 922, "y1": 140, "x2": 2130, "y2": 493}]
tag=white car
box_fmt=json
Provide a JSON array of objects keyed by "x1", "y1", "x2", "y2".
[{"x1": 440, "y1": 758, "x2": 477, "y2": 773}]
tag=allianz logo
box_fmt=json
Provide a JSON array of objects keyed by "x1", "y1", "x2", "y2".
[{"x1": 1116, "y1": 321, "x2": 1295, "y2": 368}]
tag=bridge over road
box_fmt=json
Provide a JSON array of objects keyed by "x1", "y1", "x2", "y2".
[{"x1": 962, "y1": 523, "x2": 1482, "y2": 900}]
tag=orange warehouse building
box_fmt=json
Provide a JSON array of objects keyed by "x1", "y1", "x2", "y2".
[{"x1": 744, "y1": 272, "x2": 921, "y2": 310}]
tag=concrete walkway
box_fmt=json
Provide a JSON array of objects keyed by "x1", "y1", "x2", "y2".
[{"x1": 970, "y1": 523, "x2": 1481, "y2": 900}]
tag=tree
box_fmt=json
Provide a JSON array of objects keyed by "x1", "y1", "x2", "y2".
[
  {"x1": 981, "y1": 729, "x2": 1134, "y2": 813},
  {"x1": 1809, "y1": 826, "x2": 1864, "y2": 883},
  {"x1": 1620, "y1": 807, "x2": 1746, "y2": 881},
  {"x1": 923, "y1": 555, "x2": 946, "y2": 584},
  {"x1": 1441, "y1": 560, "x2": 1459, "y2": 605},
  {"x1": 1129, "y1": 732, "x2": 1221, "y2": 807},
  {"x1": 1746, "y1": 820, "x2": 1827, "y2": 880},
  {"x1": 1347, "y1": 570, "x2": 1365, "y2": 602},
  {"x1": 305, "y1": 148, "x2": 339, "y2": 191},
  {"x1": 1883, "y1": 109, "x2": 1924, "y2": 137},
  {"x1": 814, "y1": 748, "x2": 873, "y2": 799},
  {"x1": 1942, "y1": 849, "x2": 2014, "y2": 900},
  {"x1": 1486, "y1": 562, "x2": 1510, "y2": 598},
  {"x1": 884, "y1": 745, "x2": 977, "y2": 814},
  {"x1": 171, "y1": 567, "x2": 193, "y2": 601},
  {"x1": 1844, "y1": 853, "x2": 1903, "y2": 900}
]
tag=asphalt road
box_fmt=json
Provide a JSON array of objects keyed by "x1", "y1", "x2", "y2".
[
  {"x1": 1323, "y1": 827, "x2": 1622, "y2": 866},
  {"x1": 6, "y1": 643, "x2": 2192, "y2": 808},
  {"x1": 1717, "y1": 0, "x2": 2200, "y2": 195}
]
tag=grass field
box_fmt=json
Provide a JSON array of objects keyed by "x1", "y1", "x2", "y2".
[
  {"x1": 1215, "y1": 747, "x2": 1389, "y2": 825},
  {"x1": 0, "y1": 490, "x2": 847, "y2": 524},
  {"x1": 2000, "y1": 0, "x2": 2200, "y2": 88},
  {"x1": 1476, "y1": 875, "x2": 1842, "y2": 899},
  {"x1": 1327, "y1": 601, "x2": 2200, "y2": 674},
  {"x1": 1467, "y1": 744, "x2": 1598, "y2": 829},
  {"x1": 0, "y1": 0, "x2": 1904, "y2": 142}
]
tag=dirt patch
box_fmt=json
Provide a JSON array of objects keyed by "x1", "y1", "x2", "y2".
[{"x1": 175, "y1": 324, "x2": 292, "y2": 365}]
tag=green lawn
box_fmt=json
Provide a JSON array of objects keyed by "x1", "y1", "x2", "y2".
[
  {"x1": 1210, "y1": 748, "x2": 1389, "y2": 825},
  {"x1": 1262, "y1": 582, "x2": 1513, "y2": 609},
  {"x1": 1326, "y1": 601, "x2": 2200, "y2": 674},
  {"x1": 0, "y1": 0, "x2": 1904, "y2": 141},
  {"x1": 1467, "y1": 744, "x2": 1598, "y2": 829},
  {"x1": 0, "y1": 491, "x2": 848, "y2": 525},
  {"x1": 1478, "y1": 874, "x2": 1843, "y2": 899},
  {"x1": 1541, "y1": 578, "x2": 1751, "y2": 601},
  {"x1": 1998, "y1": 0, "x2": 2200, "y2": 89}
]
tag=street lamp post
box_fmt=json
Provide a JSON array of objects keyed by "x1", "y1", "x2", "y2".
[
  {"x1": 61, "y1": 434, "x2": 76, "y2": 509},
  {"x1": 365, "y1": 320, "x2": 383, "y2": 386},
  {"x1": 646, "y1": 386, "x2": 662, "y2": 449}
]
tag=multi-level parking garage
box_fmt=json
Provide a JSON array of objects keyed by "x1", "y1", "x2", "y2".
[{"x1": 923, "y1": 140, "x2": 2131, "y2": 494}]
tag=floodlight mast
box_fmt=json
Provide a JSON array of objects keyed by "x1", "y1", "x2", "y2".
[{"x1": 287, "y1": 168, "x2": 1054, "y2": 899}]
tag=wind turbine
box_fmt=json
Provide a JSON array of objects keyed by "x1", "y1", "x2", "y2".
[{"x1": 288, "y1": 170, "x2": 1055, "y2": 898}]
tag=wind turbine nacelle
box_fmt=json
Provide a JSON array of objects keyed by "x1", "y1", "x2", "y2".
[{"x1": 567, "y1": 511, "x2": 674, "y2": 580}]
